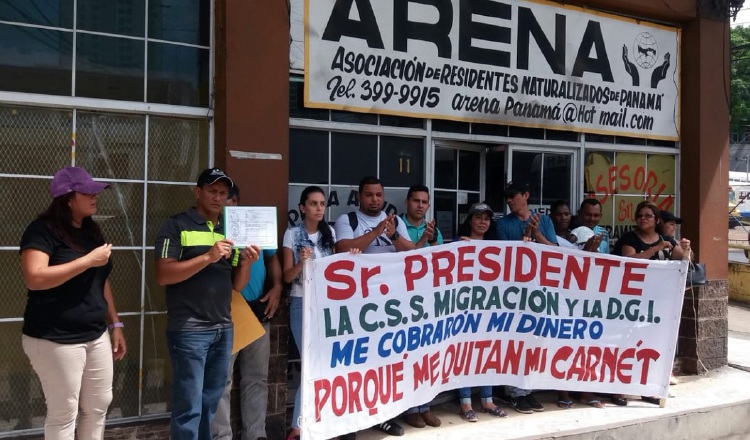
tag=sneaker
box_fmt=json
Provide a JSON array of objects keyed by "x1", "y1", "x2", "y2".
[
  {"x1": 374, "y1": 419, "x2": 404, "y2": 436},
  {"x1": 508, "y1": 395, "x2": 534, "y2": 414},
  {"x1": 525, "y1": 393, "x2": 545, "y2": 412},
  {"x1": 641, "y1": 395, "x2": 661, "y2": 405},
  {"x1": 421, "y1": 410, "x2": 442, "y2": 427},
  {"x1": 402, "y1": 411, "x2": 426, "y2": 428}
]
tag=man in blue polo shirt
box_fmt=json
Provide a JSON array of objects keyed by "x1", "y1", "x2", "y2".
[
  {"x1": 497, "y1": 181, "x2": 558, "y2": 245},
  {"x1": 496, "y1": 180, "x2": 556, "y2": 414},
  {"x1": 399, "y1": 184, "x2": 443, "y2": 429},
  {"x1": 212, "y1": 185, "x2": 282, "y2": 440},
  {"x1": 155, "y1": 168, "x2": 260, "y2": 440}
]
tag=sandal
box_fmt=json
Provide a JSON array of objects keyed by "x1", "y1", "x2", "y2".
[
  {"x1": 481, "y1": 405, "x2": 508, "y2": 417},
  {"x1": 611, "y1": 396, "x2": 628, "y2": 406},
  {"x1": 557, "y1": 399, "x2": 574, "y2": 409},
  {"x1": 582, "y1": 399, "x2": 605, "y2": 408},
  {"x1": 459, "y1": 408, "x2": 478, "y2": 422}
]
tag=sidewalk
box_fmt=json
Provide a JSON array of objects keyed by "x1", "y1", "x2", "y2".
[
  {"x1": 18, "y1": 307, "x2": 750, "y2": 440},
  {"x1": 352, "y1": 303, "x2": 750, "y2": 440},
  {"x1": 729, "y1": 301, "x2": 750, "y2": 371}
]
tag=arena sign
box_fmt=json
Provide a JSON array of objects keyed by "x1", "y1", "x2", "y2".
[
  {"x1": 304, "y1": 0, "x2": 681, "y2": 140},
  {"x1": 298, "y1": 241, "x2": 687, "y2": 439}
]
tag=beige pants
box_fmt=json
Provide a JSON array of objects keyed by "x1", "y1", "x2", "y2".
[{"x1": 22, "y1": 332, "x2": 113, "y2": 440}]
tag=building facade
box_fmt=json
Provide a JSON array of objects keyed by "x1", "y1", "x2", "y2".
[{"x1": 0, "y1": 0, "x2": 730, "y2": 438}]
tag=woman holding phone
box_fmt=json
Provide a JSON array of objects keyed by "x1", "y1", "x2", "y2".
[
  {"x1": 20, "y1": 166, "x2": 126, "y2": 439},
  {"x1": 282, "y1": 186, "x2": 360, "y2": 440}
]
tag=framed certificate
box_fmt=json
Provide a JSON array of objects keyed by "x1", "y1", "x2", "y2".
[{"x1": 224, "y1": 206, "x2": 278, "y2": 249}]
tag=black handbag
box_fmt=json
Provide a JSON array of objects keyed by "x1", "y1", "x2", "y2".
[{"x1": 686, "y1": 262, "x2": 707, "y2": 286}]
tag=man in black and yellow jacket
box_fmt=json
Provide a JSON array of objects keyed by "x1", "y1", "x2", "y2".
[{"x1": 155, "y1": 168, "x2": 260, "y2": 440}]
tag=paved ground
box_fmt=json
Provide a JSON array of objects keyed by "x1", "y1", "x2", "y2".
[
  {"x1": 729, "y1": 301, "x2": 750, "y2": 371},
  {"x1": 343, "y1": 303, "x2": 750, "y2": 440}
]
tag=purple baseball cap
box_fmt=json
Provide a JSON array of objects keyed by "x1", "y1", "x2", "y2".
[{"x1": 50, "y1": 167, "x2": 110, "y2": 198}]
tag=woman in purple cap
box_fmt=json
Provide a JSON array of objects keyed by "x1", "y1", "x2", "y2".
[{"x1": 19, "y1": 166, "x2": 127, "y2": 439}]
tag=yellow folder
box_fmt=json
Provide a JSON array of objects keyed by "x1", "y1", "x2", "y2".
[{"x1": 231, "y1": 289, "x2": 266, "y2": 354}]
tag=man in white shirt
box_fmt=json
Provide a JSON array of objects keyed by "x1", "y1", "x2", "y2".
[
  {"x1": 334, "y1": 176, "x2": 414, "y2": 254},
  {"x1": 333, "y1": 176, "x2": 415, "y2": 438}
]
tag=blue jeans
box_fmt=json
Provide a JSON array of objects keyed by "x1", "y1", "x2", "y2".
[
  {"x1": 459, "y1": 386, "x2": 493, "y2": 405},
  {"x1": 168, "y1": 328, "x2": 233, "y2": 440},
  {"x1": 290, "y1": 296, "x2": 303, "y2": 429}
]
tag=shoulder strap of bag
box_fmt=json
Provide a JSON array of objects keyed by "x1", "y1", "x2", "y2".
[{"x1": 347, "y1": 211, "x2": 358, "y2": 231}]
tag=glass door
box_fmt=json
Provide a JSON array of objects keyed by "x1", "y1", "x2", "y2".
[
  {"x1": 433, "y1": 142, "x2": 485, "y2": 242},
  {"x1": 506, "y1": 147, "x2": 577, "y2": 215}
]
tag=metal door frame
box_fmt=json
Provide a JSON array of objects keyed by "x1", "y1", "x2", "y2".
[{"x1": 506, "y1": 144, "x2": 581, "y2": 213}]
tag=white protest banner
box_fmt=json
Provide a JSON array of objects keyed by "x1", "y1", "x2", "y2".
[
  {"x1": 300, "y1": 241, "x2": 687, "y2": 439},
  {"x1": 304, "y1": 0, "x2": 680, "y2": 140}
]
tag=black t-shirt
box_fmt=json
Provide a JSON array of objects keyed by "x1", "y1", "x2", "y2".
[
  {"x1": 20, "y1": 219, "x2": 112, "y2": 343},
  {"x1": 612, "y1": 230, "x2": 674, "y2": 260}
]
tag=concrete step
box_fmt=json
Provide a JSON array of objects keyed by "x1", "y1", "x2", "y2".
[{"x1": 355, "y1": 366, "x2": 750, "y2": 440}]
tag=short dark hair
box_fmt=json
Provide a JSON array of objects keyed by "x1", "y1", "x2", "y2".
[
  {"x1": 358, "y1": 176, "x2": 382, "y2": 193},
  {"x1": 580, "y1": 198, "x2": 601, "y2": 211},
  {"x1": 228, "y1": 185, "x2": 240, "y2": 201},
  {"x1": 550, "y1": 200, "x2": 570, "y2": 214},
  {"x1": 406, "y1": 184, "x2": 430, "y2": 199},
  {"x1": 504, "y1": 180, "x2": 531, "y2": 197}
]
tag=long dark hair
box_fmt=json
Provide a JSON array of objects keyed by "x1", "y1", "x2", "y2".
[
  {"x1": 38, "y1": 193, "x2": 105, "y2": 251},
  {"x1": 299, "y1": 186, "x2": 335, "y2": 250},
  {"x1": 457, "y1": 211, "x2": 499, "y2": 240}
]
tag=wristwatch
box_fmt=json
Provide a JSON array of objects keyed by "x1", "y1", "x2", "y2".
[{"x1": 389, "y1": 231, "x2": 400, "y2": 241}]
